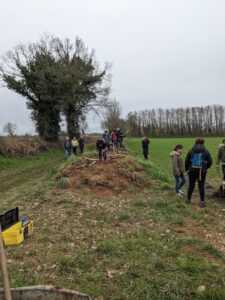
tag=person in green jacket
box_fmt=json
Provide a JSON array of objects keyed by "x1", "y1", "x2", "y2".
[
  {"x1": 71, "y1": 137, "x2": 79, "y2": 156},
  {"x1": 216, "y1": 138, "x2": 225, "y2": 180},
  {"x1": 170, "y1": 144, "x2": 186, "y2": 197}
]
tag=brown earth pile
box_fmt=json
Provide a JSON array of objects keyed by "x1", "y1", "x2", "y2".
[{"x1": 56, "y1": 154, "x2": 154, "y2": 197}]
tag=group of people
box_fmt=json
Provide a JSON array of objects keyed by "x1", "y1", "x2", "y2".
[
  {"x1": 64, "y1": 136, "x2": 85, "y2": 159},
  {"x1": 170, "y1": 138, "x2": 225, "y2": 208},
  {"x1": 64, "y1": 132, "x2": 225, "y2": 208},
  {"x1": 96, "y1": 128, "x2": 125, "y2": 161}
]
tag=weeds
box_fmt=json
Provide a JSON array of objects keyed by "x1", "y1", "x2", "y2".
[{"x1": 57, "y1": 177, "x2": 71, "y2": 189}]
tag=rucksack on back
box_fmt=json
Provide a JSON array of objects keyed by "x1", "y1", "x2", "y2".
[{"x1": 191, "y1": 152, "x2": 205, "y2": 169}]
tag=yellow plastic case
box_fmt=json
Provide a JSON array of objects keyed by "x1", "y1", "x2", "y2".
[{"x1": 2, "y1": 220, "x2": 33, "y2": 246}]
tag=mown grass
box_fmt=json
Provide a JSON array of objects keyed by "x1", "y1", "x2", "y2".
[{"x1": 0, "y1": 139, "x2": 225, "y2": 299}]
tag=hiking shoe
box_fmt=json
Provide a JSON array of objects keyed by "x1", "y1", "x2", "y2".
[
  {"x1": 178, "y1": 190, "x2": 184, "y2": 195},
  {"x1": 199, "y1": 201, "x2": 206, "y2": 208},
  {"x1": 186, "y1": 198, "x2": 191, "y2": 204},
  {"x1": 177, "y1": 193, "x2": 183, "y2": 197}
]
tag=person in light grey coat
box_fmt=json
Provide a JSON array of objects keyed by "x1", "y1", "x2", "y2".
[{"x1": 170, "y1": 144, "x2": 186, "y2": 197}]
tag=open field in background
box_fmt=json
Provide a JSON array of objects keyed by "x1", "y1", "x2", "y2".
[
  {"x1": 0, "y1": 139, "x2": 225, "y2": 299},
  {"x1": 126, "y1": 137, "x2": 223, "y2": 185}
]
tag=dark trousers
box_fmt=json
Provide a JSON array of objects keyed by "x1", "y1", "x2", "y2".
[
  {"x1": 222, "y1": 165, "x2": 225, "y2": 180},
  {"x1": 143, "y1": 150, "x2": 148, "y2": 159},
  {"x1": 73, "y1": 146, "x2": 78, "y2": 155},
  {"x1": 175, "y1": 174, "x2": 186, "y2": 193},
  {"x1": 188, "y1": 171, "x2": 206, "y2": 202},
  {"x1": 98, "y1": 149, "x2": 103, "y2": 161},
  {"x1": 80, "y1": 145, "x2": 84, "y2": 154}
]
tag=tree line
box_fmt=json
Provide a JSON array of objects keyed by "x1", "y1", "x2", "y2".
[
  {"x1": 0, "y1": 34, "x2": 111, "y2": 141},
  {"x1": 103, "y1": 102, "x2": 225, "y2": 137},
  {"x1": 126, "y1": 105, "x2": 225, "y2": 137}
]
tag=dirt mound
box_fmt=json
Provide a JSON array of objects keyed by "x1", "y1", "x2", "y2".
[
  {"x1": 0, "y1": 136, "x2": 61, "y2": 157},
  {"x1": 56, "y1": 154, "x2": 152, "y2": 197}
]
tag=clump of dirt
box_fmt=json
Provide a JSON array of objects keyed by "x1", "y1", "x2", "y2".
[
  {"x1": 206, "y1": 182, "x2": 225, "y2": 199},
  {"x1": 56, "y1": 155, "x2": 154, "y2": 197}
]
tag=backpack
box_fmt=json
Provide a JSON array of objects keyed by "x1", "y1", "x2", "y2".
[{"x1": 191, "y1": 151, "x2": 206, "y2": 169}]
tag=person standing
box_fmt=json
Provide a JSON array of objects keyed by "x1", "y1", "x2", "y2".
[
  {"x1": 96, "y1": 138, "x2": 106, "y2": 162},
  {"x1": 103, "y1": 130, "x2": 111, "y2": 150},
  {"x1": 71, "y1": 136, "x2": 79, "y2": 155},
  {"x1": 111, "y1": 131, "x2": 117, "y2": 149},
  {"x1": 64, "y1": 136, "x2": 71, "y2": 160},
  {"x1": 78, "y1": 136, "x2": 85, "y2": 154},
  {"x1": 216, "y1": 138, "x2": 225, "y2": 180},
  {"x1": 185, "y1": 138, "x2": 212, "y2": 208},
  {"x1": 116, "y1": 128, "x2": 124, "y2": 148},
  {"x1": 170, "y1": 144, "x2": 186, "y2": 197},
  {"x1": 142, "y1": 137, "x2": 150, "y2": 160}
]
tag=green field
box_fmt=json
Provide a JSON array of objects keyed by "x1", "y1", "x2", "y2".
[
  {"x1": 126, "y1": 137, "x2": 223, "y2": 185},
  {"x1": 0, "y1": 140, "x2": 225, "y2": 300}
]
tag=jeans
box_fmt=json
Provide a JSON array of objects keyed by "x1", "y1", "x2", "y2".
[
  {"x1": 175, "y1": 173, "x2": 186, "y2": 193},
  {"x1": 188, "y1": 171, "x2": 206, "y2": 202},
  {"x1": 65, "y1": 149, "x2": 71, "y2": 160}
]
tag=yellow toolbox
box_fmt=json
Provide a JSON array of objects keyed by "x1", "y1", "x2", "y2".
[{"x1": 0, "y1": 207, "x2": 33, "y2": 246}]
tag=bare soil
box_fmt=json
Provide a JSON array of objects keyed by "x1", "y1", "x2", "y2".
[{"x1": 56, "y1": 154, "x2": 155, "y2": 197}]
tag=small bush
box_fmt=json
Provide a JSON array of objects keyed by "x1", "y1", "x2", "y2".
[{"x1": 57, "y1": 177, "x2": 71, "y2": 189}]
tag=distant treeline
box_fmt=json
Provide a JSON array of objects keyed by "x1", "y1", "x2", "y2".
[{"x1": 126, "y1": 105, "x2": 225, "y2": 137}]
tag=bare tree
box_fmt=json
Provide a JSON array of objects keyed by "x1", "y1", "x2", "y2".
[
  {"x1": 3, "y1": 122, "x2": 18, "y2": 136},
  {"x1": 101, "y1": 99, "x2": 124, "y2": 132}
]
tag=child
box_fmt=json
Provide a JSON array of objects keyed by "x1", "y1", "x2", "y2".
[
  {"x1": 142, "y1": 137, "x2": 150, "y2": 159},
  {"x1": 64, "y1": 136, "x2": 71, "y2": 160},
  {"x1": 71, "y1": 136, "x2": 79, "y2": 155},
  {"x1": 111, "y1": 131, "x2": 117, "y2": 149},
  {"x1": 170, "y1": 144, "x2": 186, "y2": 197}
]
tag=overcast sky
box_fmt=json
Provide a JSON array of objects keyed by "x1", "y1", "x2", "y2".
[{"x1": 0, "y1": 0, "x2": 225, "y2": 134}]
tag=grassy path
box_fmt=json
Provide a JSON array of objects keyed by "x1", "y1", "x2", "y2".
[
  {"x1": 0, "y1": 150, "x2": 63, "y2": 208},
  {"x1": 0, "y1": 144, "x2": 225, "y2": 299}
]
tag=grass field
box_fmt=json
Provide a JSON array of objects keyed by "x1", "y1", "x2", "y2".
[
  {"x1": 0, "y1": 139, "x2": 225, "y2": 299},
  {"x1": 126, "y1": 137, "x2": 223, "y2": 185}
]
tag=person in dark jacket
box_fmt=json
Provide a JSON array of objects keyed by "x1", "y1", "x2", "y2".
[
  {"x1": 116, "y1": 128, "x2": 124, "y2": 148},
  {"x1": 64, "y1": 136, "x2": 71, "y2": 160},
  {"x1": 78, "y1": 136, "x2": 85, "y2": 154},
  {"x1": 216, "y1": 138, "x2": 225, "y2": 180},
  {"x1": 96, "y1": 138, "x2": 106, "y2": 161},
  {"x1": 142, "y1": 137, "x2": 150, "y2": 159},
  {"x1": 185, "y1": 138, "x2": 212, "y2": 207}
]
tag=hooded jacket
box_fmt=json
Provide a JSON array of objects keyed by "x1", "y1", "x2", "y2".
[
  {"x1": 185, "y1": 144, "x2": 212, "y2": 173},
  {"x1": 216, "y1": 143, "x2": 225, "y2": 165},
  {"x1": 170, "y1": 151, "x2": 184, "y2": 176}
]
